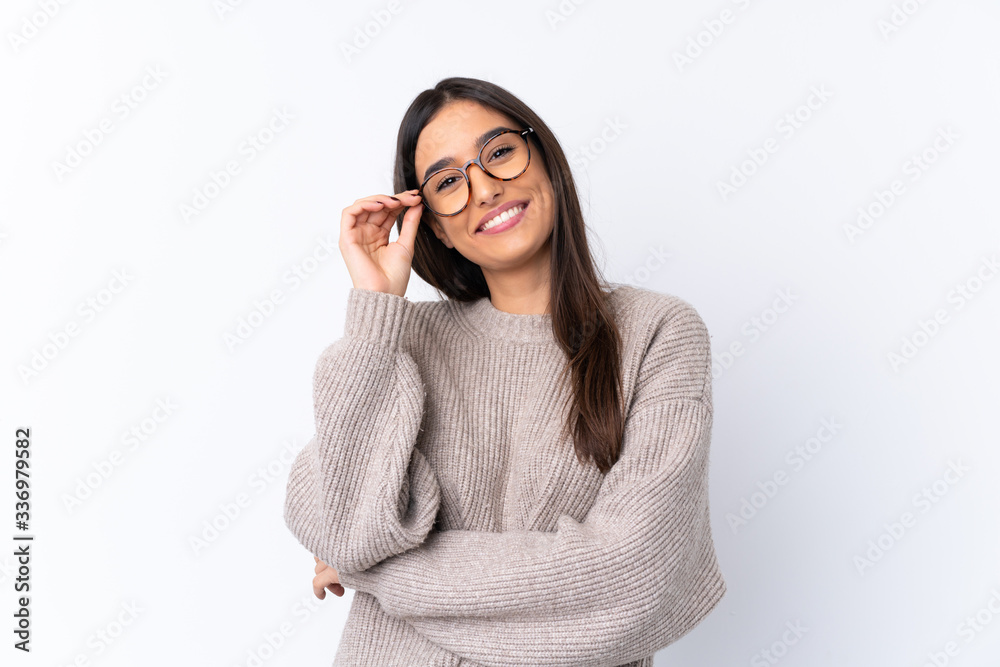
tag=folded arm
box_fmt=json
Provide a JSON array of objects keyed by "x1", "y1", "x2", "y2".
[
  {"x1": 338, "y1": 298, "x2": 728, "y2": 666},
  {"x1": 283, "y1": 288, "x2": 441, "y2": 574}
]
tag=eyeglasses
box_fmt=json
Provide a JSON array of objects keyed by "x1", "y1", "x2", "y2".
[{"x1": 417, "y1": 127, "x2": 535, "y2": 217}]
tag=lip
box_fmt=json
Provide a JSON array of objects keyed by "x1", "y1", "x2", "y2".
[{"x1": 475, "y1": 200, "x2": 529, "y2": 235}]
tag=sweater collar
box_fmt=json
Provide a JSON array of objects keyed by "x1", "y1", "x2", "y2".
[{"x1": 457, "y1": 295, "x2": 555, "y2": 343}]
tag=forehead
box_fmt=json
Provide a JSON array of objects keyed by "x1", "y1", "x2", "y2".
[{"x1": 414, "y1": 101, "x2": 516, "y2": 168}]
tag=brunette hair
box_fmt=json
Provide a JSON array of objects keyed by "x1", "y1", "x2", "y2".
[{"x1": 392, "y1": 76, "x2": 624, "y2": 474}]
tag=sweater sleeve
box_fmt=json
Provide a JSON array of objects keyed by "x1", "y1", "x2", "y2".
[
  {"x1": 336, "y1": 298, "x2": 727, "y2": 667},
  {"x1": 282, "y1": 287, "x2": 441, "y2": 574}
]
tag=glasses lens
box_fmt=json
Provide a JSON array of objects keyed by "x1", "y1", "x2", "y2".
[
  {"x1": 482, "y1": 131, "x2": 529, "y2": 180},
  {"x1": 424, "y1": 169, "x2": 467, "y2": 216},
  {"x1": 423, "y1": 131, "x2": 530, "y2": 216}
]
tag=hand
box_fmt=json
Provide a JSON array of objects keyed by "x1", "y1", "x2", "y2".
[
  {"x1": 338, "y1": 190, "x2": 423, "y2": 298},
  {"x1": 313, "y1": 556, "x2": 345, "y2": 599}
]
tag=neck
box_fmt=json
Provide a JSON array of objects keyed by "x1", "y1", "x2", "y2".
[{"x1": 480, "y1": 245, "x2": 552, "y2": 315}]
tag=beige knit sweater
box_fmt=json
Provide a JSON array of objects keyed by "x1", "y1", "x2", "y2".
[{"x1": 283, "y1": 284, "x2": 726, "y2": 666}]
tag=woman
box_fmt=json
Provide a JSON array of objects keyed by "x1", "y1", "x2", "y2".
[{"x1": 283, "y1": 76, "x2": 726, "y2": 666}]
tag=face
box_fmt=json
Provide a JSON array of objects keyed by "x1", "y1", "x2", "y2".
[{"x1": 415, "y1": 100, "x2": 556, "y2": 274}]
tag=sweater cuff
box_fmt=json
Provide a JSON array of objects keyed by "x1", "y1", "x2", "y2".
[
  {"x1": 344, "y1": 288, "x2": 411, "y2": 349},
  {"x1": 337, "y1": 568, "x2": 375, "y2": 593}
]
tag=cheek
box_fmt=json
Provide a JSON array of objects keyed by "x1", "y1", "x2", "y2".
[
  {"x1": 533, "y1": 179, "x2": 556, "y2": 213},
  {"x1": 443, "y1": 217, "x2": 472, "y2": 241}
]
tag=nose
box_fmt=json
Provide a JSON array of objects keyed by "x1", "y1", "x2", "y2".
[{"x1": 467, "y1": 163, "x2": 503, "y2": 209}]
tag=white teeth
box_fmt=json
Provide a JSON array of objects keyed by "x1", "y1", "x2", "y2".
[{"x1": 480, "y1": 205, "x2": 524, "y2": 232}]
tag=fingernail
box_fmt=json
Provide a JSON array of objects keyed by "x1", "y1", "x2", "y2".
[{"x1": 389, "y1": 196, "x2": 400, "y2": 202}]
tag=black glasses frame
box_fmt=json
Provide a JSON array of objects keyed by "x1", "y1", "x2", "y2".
[{"x1": 417, "y1": 127, "x2": 535, "y2": 217}]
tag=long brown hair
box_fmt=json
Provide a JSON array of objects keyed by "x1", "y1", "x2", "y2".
[{"x1": 392, "y1": 77, "x2": 624, "y2": 474}]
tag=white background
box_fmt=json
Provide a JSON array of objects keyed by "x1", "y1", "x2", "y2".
[{"x1": 2, "y1": 0, "x2": 999, "y2": 665}]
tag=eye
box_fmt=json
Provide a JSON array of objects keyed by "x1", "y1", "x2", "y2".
[
  {"x1": 487, "y1": 145, "x2": 514, "y2": 162},
  {"x1": 433, "y1": 176, "x2": 457, "y2": 193}
]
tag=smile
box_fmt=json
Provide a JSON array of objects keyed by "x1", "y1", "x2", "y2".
[{"x1": 476, "y1": 202, "x2": 528, "y2": 235}]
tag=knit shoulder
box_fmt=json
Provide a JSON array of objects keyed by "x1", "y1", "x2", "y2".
[
  {"x1": 610, "y1": 284, "x2": 713, "y2": 414},
  {"x1": 390, "y1": 294, "x2": 467, "y2": 354},
  {"x1": 610, "y1": 284, "x2": 709, "y2": 333}
]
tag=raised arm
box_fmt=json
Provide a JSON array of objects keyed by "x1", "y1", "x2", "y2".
[
  {"x1": 283, "y1": 287, "x2": 441, "y2": 574},
  {"x1": 337, "y1": 298, "x2": 727, "y2": 667}
]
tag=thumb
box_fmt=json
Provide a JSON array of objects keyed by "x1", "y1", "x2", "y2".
[{"x1": 395, "y1": 202, "x2": 423, "y2": 263}]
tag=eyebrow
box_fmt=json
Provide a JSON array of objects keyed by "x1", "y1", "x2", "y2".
[{"x1": 421, "y1": 125, "x2": 515, "y2": 183}]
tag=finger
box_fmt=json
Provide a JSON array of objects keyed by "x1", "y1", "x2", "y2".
[
  {"x1": 395, "y1": 201, "x2": 423, "y2": 261},
  {"x1": 314, "y1": 573, "x2": 335, "y2": 599},
  {"x1": 315, "y1": 570, "x2": 339, "y2": 586},
  {"x1": 391, "y1": 189, "x2": 423, "y2": 202},
  {"x1": 341, "y1": 191, "x2": 420, "y2": 229},
  {"x1": 348, "y1": 191, "x2": 418, "y2": 213},
  {"x1": 388, "y1": 188, "x2": 421, "y2": 199},
  {"x1": 340, "y1": 198, "x2": 388, "y2": 231},
  {"x1": 349, "y1": 200, "x2": 389, "y2": 217},
  {"x1": 358, "y1": 191, "x2": 422, "y2": 215},
  {"x1": 373, "y1": 190, "x2": 421, "y2": 206},
  {"x1": 340, "y1": 199, "x2": 397, "y2": 240}
]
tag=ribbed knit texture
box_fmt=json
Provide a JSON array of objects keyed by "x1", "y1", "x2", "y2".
[{"x1": 283, "y1": 284, "x2": 726, "y2": 667}]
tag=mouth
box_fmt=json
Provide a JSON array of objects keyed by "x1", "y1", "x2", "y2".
[{"x1": 475, "y1": 200, "x2": 529, "y2": 235}]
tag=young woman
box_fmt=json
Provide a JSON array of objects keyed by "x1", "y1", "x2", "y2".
[{"x1": 283, "y1": 76, "x2": 726, "y2": 667}]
